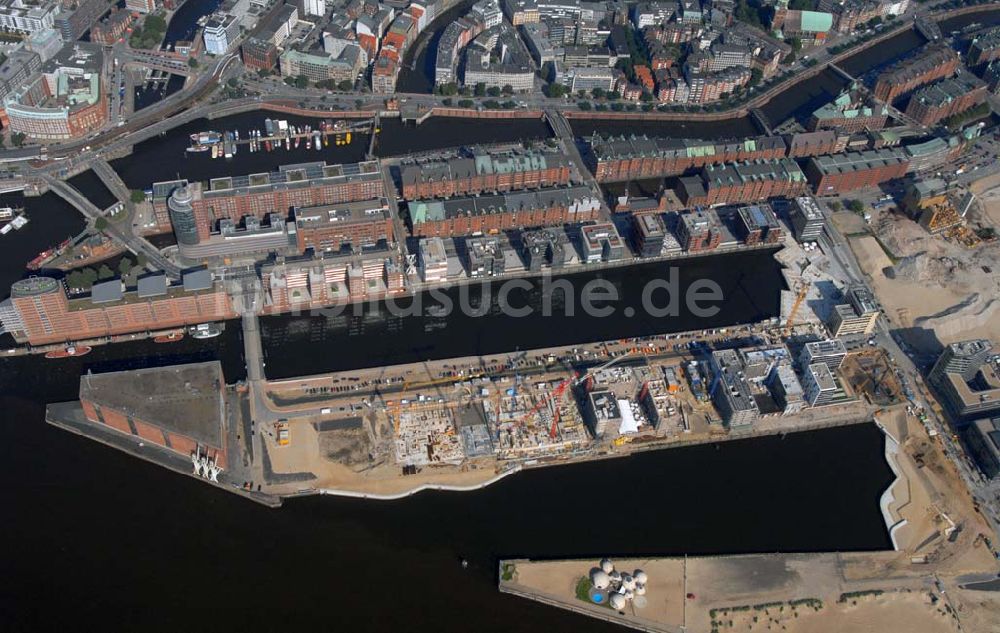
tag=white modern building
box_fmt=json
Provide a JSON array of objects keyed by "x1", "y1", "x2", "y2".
[{"x1": 203, "y1": 13, "x2": 241, "y2": 55}]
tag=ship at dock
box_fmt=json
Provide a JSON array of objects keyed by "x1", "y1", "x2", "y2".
[
  {"x1": 0, "y1": 207, "x2": 28, "y2": 235},
  {"x1": 189, "y1": 322, "x2": 222, "y2": 339}
]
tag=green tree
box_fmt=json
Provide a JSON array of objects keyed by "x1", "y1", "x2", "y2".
[
  {"x1": 442, "y1": 98, "x2": 453, "y2": 106},
  {"x1": 486, "y1": 86, "x2": 501, "y2": 97},
  {"x1": 847, "y1": 199, "x2": 865, "y2": 213},
  {"x1": 788, "y1": 38, "x2": 802, "y2": 52},
  {"x1": 783, "y1": 52, "x2": 796, "y2": 65},
  {"x1": 828, "y1": 200, "x2": 842, "y2": 211},
  {"x1": 749, "y1": 68, "x2": 763, "y2": 86},
  {"x1": 227, "y1": 77, "x2": 240, "y2": 88},
  {"x1": 474, "y1": 83, "x2": 486, "y2": 97},
  {"x1": 10, "y1": 132, "x2": 25, "y2": 147},
  {"x1": 97, "y1": 264, "x2": 114, "y2": 280},
  {"x1": 294, "y1": 75, "x2": 310, "y2": 89},
  {"x1": 283, "y1": 76, "x2": 296, "y2": 86},
  {"x1": 130, "y1": 189, "x2": 146, "y2": 204},
  {"x1": 591, "y1": 87, "x2": 605, "y2": 99},
  {"x1": 187, "y1": 58, "x2": 199, "y2": 69},
  {"x1": 336, "y1": 79, "x2": 352, "y2": 91},
  {"x1": 80, "y1": 268, "x2": 98, "y2": 287},
  {"x1": 136, "y1": 253, "x2": 148, "y2": 268},
  {"x1": 66, "y1": 270, "x2": 85, "y2": 289},
  {"x1": 94, "y1": 217, "x2": 109, "y2": 231},
  {"x1": 118, "y1": 257, "x2": 133, "y2": 276},
  {"x1": 544, "y1": 82, "x2": 567, "y2": 98},
  {"x1": 578, "y1": 100, "x2": 591, "y2": 110},
  {"x1": 457, "y1": 99, "x2": 474, "y2": 108},
  {"x1": 144, "y1": 15, "x2": 167, "y2": 33},
  {"x1": 501, "y1": 84, "x2": 513, "y2": 95}
]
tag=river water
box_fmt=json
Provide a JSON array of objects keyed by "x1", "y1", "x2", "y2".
[{"x1": 261, "y1": 248, "x2": 784, "y2": 378}]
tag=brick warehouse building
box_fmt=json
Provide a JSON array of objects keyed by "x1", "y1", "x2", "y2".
[
  {"x1": 873, "y1": 44, "x2": 959, "y2": 103},
  {"x1": 805, "y1": 148, "x2": 910, "y2": 196},
  {"x1": 79, "y1": 362, "x2": 229, "y2": 470},
  {"x1": 400, "y1": 148, "x2": 572, "y2": 199},
  {"x1": 0, "y1": 272, "x2": 235, "y2": 346},
  {"x1": 585, "y1": 134, "x2": 788, "y2": 182},
  {"x1": 904, "y1": 74, "x2": 988, "y2": 127},
  {"x1": 677, "y1": 159, "x2": 808, "y2": 207},
  {"x1": 152, "y1": 161, "x2": 385, "y2": 242},
  {"x1": 407, "y1": 186, "x2": 600, "y2": 237},
  {"x1": 294, "y1": 198, "x2": 394, "y2": 252}
]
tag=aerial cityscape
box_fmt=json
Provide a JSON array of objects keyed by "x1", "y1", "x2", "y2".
[{"x1": 2, "y1": 0, "x2": 1000, "y2": 630}]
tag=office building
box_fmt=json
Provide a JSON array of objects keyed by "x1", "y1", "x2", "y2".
[
  {"x1": 579, "y1": 223, "x2": 625, "y2": 263},
  {"x1": 676, "y1": 209, "x2": 722, "y2": 252},
  {"x1": 800, "y1": 339, "x2": 847, "y2": 372},
  {"x1": 929, "y1": 340, "x2": 1000, "y2": 419},
  {"x1": 419, "y1": 237, "x2": 449, "y2": 282},
  {"x1": 710, "y1": 349, "x2": 760, "y2": 428},
  {"x1": 294, "y1": 199, "x2": 393, "y2": 252},
  {"x1": 154, "y1": 161, "x2": 385, "y2": 244},
  {"x1": 736, "y1": 203, "x2": 782, "y2": 245},
  {"x1": 466, "y1": 236, "x2": 506, "y2": 277},
  {"x1": 964, "y1": 417, "x2": 1000, "y2": 479},
  {"x1": 0, "y1": 0, "x2": 57, "y2": 34},
  {"x1": 827, "y1": 285, "x2": 879, "y2": 337},
  {"x1": 802, "y1": 362, "x2": 841, "y2": 406},
  {"x1": 770, "y1": 365, "x2": 806, "y2": 415},
  {"x1": 522, "y1": 228, "x2": 566, "y2": 271},
  {"x1": 3, "y1": 44, "x2": 107, "y2": 140},
  {"x1": 204, "y1": 13, "x2": 241, "y2": 55},
  {"x1": 633, "y1": 213, "x2": 666, "y2": 257},
  {"x1": 788, "y1": 196, "x2": 825, "y2": 242}
]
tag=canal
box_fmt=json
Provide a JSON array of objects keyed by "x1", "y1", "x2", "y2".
[
  {"x1": 260, "y1": 248, "x2": 785, "y2": 379},
  {"x1": 396, "y1": 0, "x2": 478, "y2": 94},
  {"x1": 109, "y1": 111, "x2": 371, "y2": 190},
  {"x1": 162, "y1": 0, "x2": 223, "y2": 48},
  {"x1": 374, "y1": 115, "x2": 554, "y2": 157}
]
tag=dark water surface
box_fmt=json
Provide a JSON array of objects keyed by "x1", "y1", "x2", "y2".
[{"x1": 261, "y1": 249, "x2": 785, "y2": 378}]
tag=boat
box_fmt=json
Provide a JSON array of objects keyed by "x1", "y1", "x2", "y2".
[
  {"x1": 0, "y1": 210, "x2": 27, "y2": 235},
  {"x1": 189, "y1": 323, "x2": 222, "y2": 339},
  {"x1": 264, "y1": 118, "x2": 274, "y2": 136},
  {"x1": 154, "y1": 331, "x2": 185, "y2": 343},
  {"x1": 188, "y1": 131, "x2": 222, "y2": 152},
  {"x1": 314, "y1": 134, "x2": 321, "y2": 150},
  {"x1": 45, "y1": 344, "x2": 92, "y2": 359}
]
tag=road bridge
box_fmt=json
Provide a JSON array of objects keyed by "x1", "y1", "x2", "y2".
[{"x1": 41, "y1": 174, "x2": 181, "y2": 278}]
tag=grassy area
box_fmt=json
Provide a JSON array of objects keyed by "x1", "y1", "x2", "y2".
[
  {"x1": 575, "y1": 576, "x2": 592, "y2": 602},
  {"x1": 500, "y1": 563, "x2": 516, "y2": 582}
]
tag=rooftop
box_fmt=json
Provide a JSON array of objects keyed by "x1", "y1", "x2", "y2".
[{"x1": 79, "y1": 361, "x2": 226, "y2": 448}]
